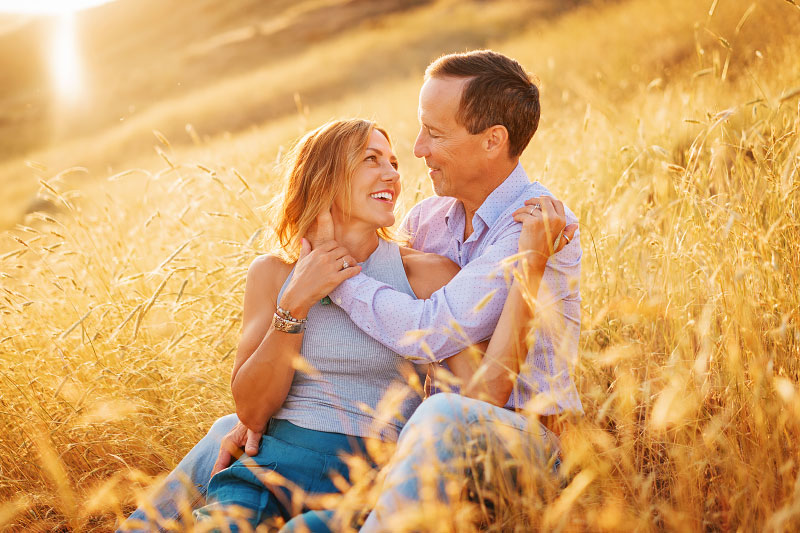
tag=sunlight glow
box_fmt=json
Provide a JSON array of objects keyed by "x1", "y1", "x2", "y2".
[
  {"x1": 51, "y1": 13, "x2": 82, "y2": 103},
  {"x1": 0, "y1": 1, "x2": 115, "y2": 14}
]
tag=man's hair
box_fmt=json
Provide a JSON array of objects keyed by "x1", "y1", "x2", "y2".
[
  {"x1": 274, "y1": 118, "x2": 394, "y2": 261},
  {"x1": 425, "y1": 50, "x2": 540, "y2": 158}
]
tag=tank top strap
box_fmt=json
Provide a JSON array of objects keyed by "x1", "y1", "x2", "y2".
[{"x1": 277, "y1": 238, "x2": 414, "y2": 302}]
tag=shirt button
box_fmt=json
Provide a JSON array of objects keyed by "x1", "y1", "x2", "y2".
[{"x1": 334, "y1": 297, "x2": 342, "y2": 305}]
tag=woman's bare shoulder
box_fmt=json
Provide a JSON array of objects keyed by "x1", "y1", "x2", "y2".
[
  {"x1": 399, "y1": 246, "x2": 460, "y2": 299},
  {"x1": 246, "y1": 254, "x2": 294, "y2": 296}
]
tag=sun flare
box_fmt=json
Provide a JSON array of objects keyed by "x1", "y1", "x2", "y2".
[{"x1": 51, "y1": 13, "x2": 82, "y2": 103}]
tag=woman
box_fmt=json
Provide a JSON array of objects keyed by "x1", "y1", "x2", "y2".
[{"x1": 191, "y1": 119, "x2": 465, "y2": 531}]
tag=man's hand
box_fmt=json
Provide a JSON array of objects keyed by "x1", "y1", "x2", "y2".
[
  {"x1": 210, "y1": 421, "x2": 263, "y2": 477},
  {"x1": 305, "y1": 209, "x2": 335, "y2": 249}
]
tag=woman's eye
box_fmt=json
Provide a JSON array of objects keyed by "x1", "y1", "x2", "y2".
[{"x1": 365, "y1": 155, "x2": 377, "y2": 163}]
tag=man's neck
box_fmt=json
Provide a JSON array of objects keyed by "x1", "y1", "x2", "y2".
[{"x1": 461, "y1": 159, "x2": 519, "y2": 240}]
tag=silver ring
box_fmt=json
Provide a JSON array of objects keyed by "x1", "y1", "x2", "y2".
[
  {"x1": 563, "y1": 233, "x2": 571, "y2": 244},
  {"x1": 529, "y1": 204, "x2": 541, "y2": 215},
  {"x1": 341, "y1": 260, "x2": 349, "y2": 270}
]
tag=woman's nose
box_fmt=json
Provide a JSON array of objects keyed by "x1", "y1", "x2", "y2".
[{"x1": 383, "y1": 166, "x2": 400, "y2": 182}]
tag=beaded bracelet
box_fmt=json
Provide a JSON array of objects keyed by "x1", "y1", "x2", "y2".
[{"x1": 273, "y1": 305, "x2": 307, "y2": 334}]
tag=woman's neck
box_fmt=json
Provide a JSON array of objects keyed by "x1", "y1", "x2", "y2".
[{"x1": 333, "y1": 221, "x2": 380, "y2": 263}]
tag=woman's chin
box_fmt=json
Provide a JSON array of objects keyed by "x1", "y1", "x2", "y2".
[{"x1": 350, "y1": 213, "x2": 395, "y2": 232}]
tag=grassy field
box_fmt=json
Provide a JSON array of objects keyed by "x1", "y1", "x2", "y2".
[{"x1": 1, "y1": 0, "x2": 800, "y2": 530}]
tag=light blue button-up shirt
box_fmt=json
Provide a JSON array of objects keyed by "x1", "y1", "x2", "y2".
[{"x1": 330, "y1": 163, "x2": 582, "y2": 414}]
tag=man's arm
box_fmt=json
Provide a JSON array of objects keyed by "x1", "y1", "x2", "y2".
[
  {"x1": 460, "y1": 199, "x2": 579, "y2": 406},
  {"x1": 331, "y1": 222, "x2": 581, "y2": 362}
]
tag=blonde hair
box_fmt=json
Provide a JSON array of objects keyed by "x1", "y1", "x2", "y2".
[{"x1": 273, "y1": 119, "x2": 394, "y2": 261}]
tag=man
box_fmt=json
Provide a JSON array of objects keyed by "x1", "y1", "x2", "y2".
[{"x1": 119, "y1": 49, "x2": 581, "y2": 532}]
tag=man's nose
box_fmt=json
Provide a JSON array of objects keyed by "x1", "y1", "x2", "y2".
[{"x1": 413, "y1": 130, "x2": 429, "y2": 159}]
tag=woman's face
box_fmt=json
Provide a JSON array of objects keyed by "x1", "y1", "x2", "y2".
[{"x1": 333, "y1": 128, "x2": 401, "y2": 229}]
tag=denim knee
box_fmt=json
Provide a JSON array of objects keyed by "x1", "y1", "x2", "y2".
[
  {"x1": 406, "y1": 393, "x2": 467, "y2": 429},
  {"x1": 207, "y1": 413, "x2": 239, "y2": 441}
]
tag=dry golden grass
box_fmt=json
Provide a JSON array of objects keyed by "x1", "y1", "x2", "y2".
[{"x1": 1, "y1": 0, "x2": 800, "y2": 530}]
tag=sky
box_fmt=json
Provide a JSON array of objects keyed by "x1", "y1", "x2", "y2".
[{"x1": 0, "y1": 0, "x2": 116, "y2": 14}]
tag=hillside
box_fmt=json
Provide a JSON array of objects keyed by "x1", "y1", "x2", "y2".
[{"x1": 0, "y1": 0, "x2": 580, "y2": 230}]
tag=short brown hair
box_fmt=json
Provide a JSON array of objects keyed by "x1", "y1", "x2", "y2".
[
  {"x1": 425, "y1": 50, "x2": 540, "y2": 158},
  {"x1": 274, "y1": 119, "x2": 394, "y2": 261}
]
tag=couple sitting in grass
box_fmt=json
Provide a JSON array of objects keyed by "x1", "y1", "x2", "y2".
[{"x1": 119, "y1": 49, "x2": 582, "y2": 533}]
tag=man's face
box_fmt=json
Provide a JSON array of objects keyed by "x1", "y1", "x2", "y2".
[{"x1": 413, "y1": 76, "x2": 486, "y2": 198}]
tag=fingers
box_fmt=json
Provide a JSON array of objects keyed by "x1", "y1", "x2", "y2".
[
  {"x1": 305, "y1": 242, "x2": 350, "y2": 259},
  {"x1": 315, "y1": 209, "x2": 335, "y2": 243},
  {"x1": 245, "y1": 429, "x2": 262, "y2": 456},
  {"x1": 340, "y1": 255, "x2": 358, "y2": 270},
  {"x1": 212, "y1": 438, "x2": 237, "y2": 476},
  {"x1": 524, "y1": 196, "x2": 565, "y2": 217},
  {"x1": 330, "y1": 247, "x2": 351, "y2": 261},
  {"x1": 211, "y1": 449, "x2": 230, "y2": 477},
  {"x1": 516, "y1": 196, "x2": 576, "y2": 256},
  {"x1": 553, "y1": 198, "x2": 565, "y2": 218},
  {"x1": 538, "y1": 197, "x2": 557, "y2": 251},
  {"x1": 311, "y1": 241, "x2": 340, "y2": 254},
  {"x1": 335, "y1": 263, "x2": 362, "y2": 284},
  {"x1": 211, "y1": 423, "x2": 247, "y2": 476},
  {"x1": 298, "y1": 238, "x2": 312, "y2": 260},
  {"x1": 306, "y1": 209, "x2": 336, "y2": 249},
  {"x1": 554, "y1": 223, "x2": 579, "y2": 254}
]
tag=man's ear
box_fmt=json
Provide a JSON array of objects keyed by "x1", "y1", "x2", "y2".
[{"x1": 483, "y1": 125, "x2": 509, "y2": 158}]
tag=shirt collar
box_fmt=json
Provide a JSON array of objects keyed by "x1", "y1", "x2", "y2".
[
  {"x1": 443, "y1": 162, "x2": 530, "y2": 244},
  {"x1": 474, "y1": 162, "x2": 530, "y2": 230},
  {"x1": 443, "y1": 199, "x2": 465, "y2": 243}
]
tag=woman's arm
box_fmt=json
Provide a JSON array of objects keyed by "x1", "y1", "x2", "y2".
[
  {"x1": 460, "y1": 196, "x2": 577, "y2": 406},
  {"x1": 229, "y1": 255, "x2": 297, "y2": 433},
  {"x1": 232, "y1": 240, "x2": 360, "y2": 432}
]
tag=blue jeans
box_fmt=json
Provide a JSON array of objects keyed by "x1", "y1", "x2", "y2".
[
  {"x1": 359, "y1": 393, "x2": 560, "y2": 532},
  {"x1": 117, "y1": 413, "x2": 240, "y2": 532},
  {"x1": 194, "y1": 419, "x2": 373, "y2": 532}
]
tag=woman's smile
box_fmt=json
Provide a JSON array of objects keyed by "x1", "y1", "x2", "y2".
[{"x1": 369, "y1": 189, "x2": 395, "y2": 205}]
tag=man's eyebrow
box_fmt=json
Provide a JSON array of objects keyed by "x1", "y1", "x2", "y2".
[{"x1": 424, "y1": 123, "x2": 443, "y2": 134}]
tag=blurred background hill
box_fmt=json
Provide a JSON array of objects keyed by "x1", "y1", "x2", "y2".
[{"x1": 0, "y1": 0, "x2": 581, "y2": 229}]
